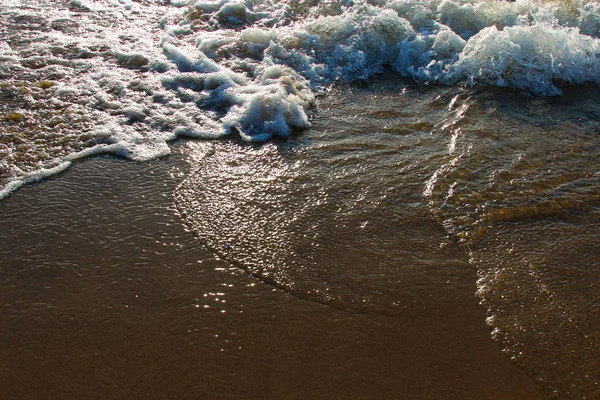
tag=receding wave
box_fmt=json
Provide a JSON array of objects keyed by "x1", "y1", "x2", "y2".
[
  {"x1": 424, "y1": 85, "x2": 600, "y2": 399},
  {"x1": 175, "y1": 80, "x2": 600, "y2": 399},
  {"x1": 3, "y1": 1, "x2": 600, "y2": 398},
  {"x1": 174, "y1": 84, "x2": 477, "y2": 316}
]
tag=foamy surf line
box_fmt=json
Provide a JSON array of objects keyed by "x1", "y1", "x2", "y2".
[
  {"x1": 158, "y1": 0, "x2": 600, "y2": 139},
  {"x1": 1, "y1": 0, "x2": 599, "y2": 198},
  {"x1": 0, "y1": 144, "x2": 127, "y2": 201}
]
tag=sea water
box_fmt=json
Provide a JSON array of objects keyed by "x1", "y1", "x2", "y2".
[
  {"x1": 2, "y1": 0, "x2": 599, "y2": 193},
  {"x1": 1, "y1": 0, "x2": 600, "y2": 398}
]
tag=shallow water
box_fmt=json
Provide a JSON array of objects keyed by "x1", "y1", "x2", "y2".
[
  {"x1": 2, "y1": 0, "x2": 600, "y2": 398},
  {"x1": 175, "y1": 77, "x2": 600, "y2": 398},
  {"x1": 176, "y1": 79, "x2": 471, "y2": 315},
  {"x1": 0, "y1": 150, "x2": 548, "y2": 400},
  {"x1": 1, "y1": 76, "x2": 599, "y2": 398},
  {"x1": 426, "y1": 84, "x2": 600, "y2": 397}
]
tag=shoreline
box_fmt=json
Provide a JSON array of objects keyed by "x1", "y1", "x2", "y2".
[{"x1": 0, "y1": 146, "x2": 550, "y2": 399}]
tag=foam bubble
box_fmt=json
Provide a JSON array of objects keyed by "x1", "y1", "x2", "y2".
[
  {"x1": 451, "y1": 24, "x2": 600, "y2": 94},
  {"x1": 432, "y1": 29, "x2": 466, "y2": 58},
  {"x1": 580, "y1": 2, "x2": 600, "y2": 37},
  {"x1": 439, "y1": 0, "x2": 484, "y2": 38}
]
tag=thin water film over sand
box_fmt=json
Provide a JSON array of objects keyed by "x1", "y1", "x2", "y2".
[
  {"x1": 177, "y1": 80, "x2": 600, "y2": 398},
  {"x1": 1, "y1": 0, "x2": 600, "y2": 398},
  {"x1": 0, "y1": 148, "x2": 548, "y2": 400}
]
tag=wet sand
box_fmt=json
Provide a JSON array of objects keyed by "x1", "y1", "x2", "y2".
[{"x1": 0, "y1": 148, "x2": 550, "y2": 399}]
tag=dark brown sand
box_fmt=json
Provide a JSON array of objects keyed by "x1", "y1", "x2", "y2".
[{"x1": 0, "y1": 150, "x2": 550, "y2": 399}]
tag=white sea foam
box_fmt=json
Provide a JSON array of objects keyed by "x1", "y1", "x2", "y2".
[
  {"x1": 157, "y1": 0, "x2": 600, "y2": 141},
  {"x1": 0, "y1": 161, "x2": 72, "y2": 200}
]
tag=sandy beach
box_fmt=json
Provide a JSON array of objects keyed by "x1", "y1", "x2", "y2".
[
  {"x1": 0, "y1": 146, "x2": 550, "y2": 399},
  {"x1": 2, "y1": 0, "x2": 600, "y2": 397}
]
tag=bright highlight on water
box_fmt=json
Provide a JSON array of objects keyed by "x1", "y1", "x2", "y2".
[{"x1": 1, "y1": 1, "x2": 600, "y2": 399}]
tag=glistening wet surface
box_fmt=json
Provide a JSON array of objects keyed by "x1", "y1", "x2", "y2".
[
  {"x1": 0, "y1": 150, "x2": 548, "y2": 400},
  {"x1": 175, "y1": 78, "x2": 600, "y2": 398},
  {"x1": 2, "y1": 0, "x2": 600, "y2": 397}
]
